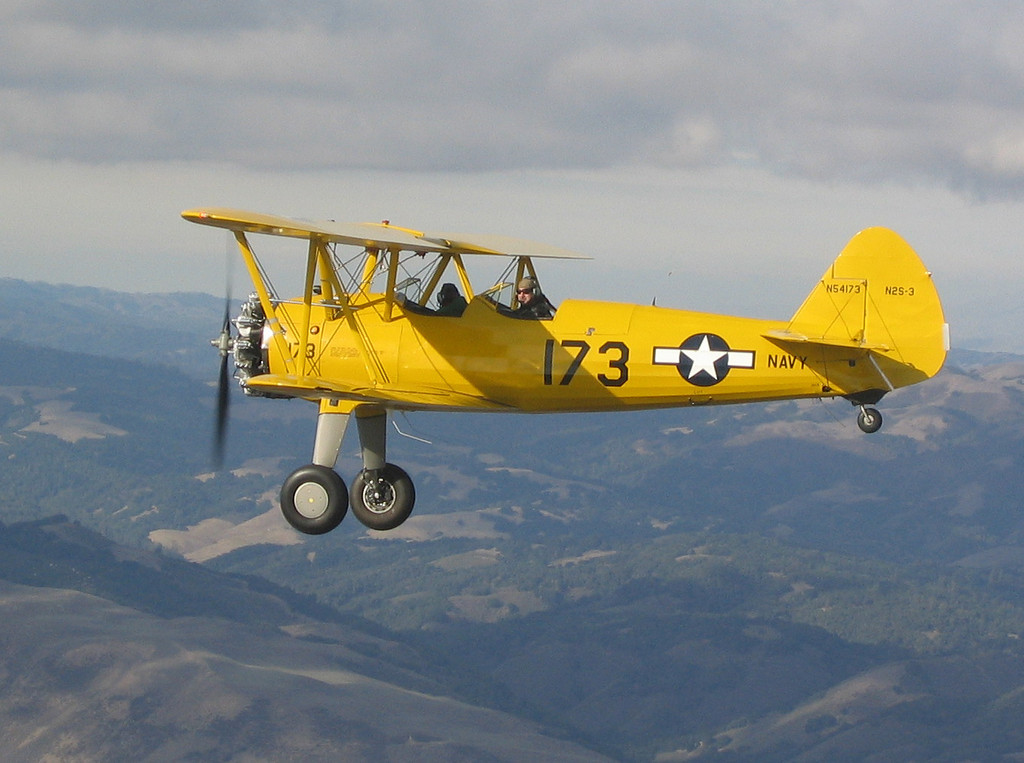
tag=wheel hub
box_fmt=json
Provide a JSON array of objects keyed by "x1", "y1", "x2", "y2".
[
  {"x1": 293, "y1": 481, "x2": 330, "y2": 519},
  {"x1": 362, "y1": 480, "x2": 396, "y2": 514}
]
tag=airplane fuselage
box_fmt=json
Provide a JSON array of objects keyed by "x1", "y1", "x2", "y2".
[{"x1": 267, "y1": 295, "x2": 923, "y2": 413}]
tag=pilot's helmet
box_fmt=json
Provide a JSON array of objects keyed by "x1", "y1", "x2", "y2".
[
  {"x1": 517, "y1": 277, "x2": 537, "y2": 296},
  {"x1": 438, "y1": 282, "x2": 459, "y2": 306}
]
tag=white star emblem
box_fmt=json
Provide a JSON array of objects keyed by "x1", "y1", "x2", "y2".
[
  {"x1": 652, "y1": 333, "x2": 756, "y2": 386},
  {"x1": 681, "y1": 335, "x2": 727, "y2": 380}
]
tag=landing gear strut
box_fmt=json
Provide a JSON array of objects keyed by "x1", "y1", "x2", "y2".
[
  {"x1": 279, "y1": 403, "x2": 416, "y2": 535},
  {"x1": 347, "y1": 408, "x2": 416, "y2": 529}
]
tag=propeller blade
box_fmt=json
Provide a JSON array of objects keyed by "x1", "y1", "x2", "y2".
[
  {"x1": 212, "y1": 302, "x2": 232, "y2": 469},
  {"x1": 214, "y1": 353, "x2": 230, "y2": 468},
  {"x1": 213, "y1": 234, "x2": 236, "y2": 470}
]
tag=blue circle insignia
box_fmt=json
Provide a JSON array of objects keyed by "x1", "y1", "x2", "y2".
[{"x1": 676, "y1": 333, "x2": 731, "y2": 386}]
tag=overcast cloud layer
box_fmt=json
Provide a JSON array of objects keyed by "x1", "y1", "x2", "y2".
[
  {"x1": 0, "y1": 1, "x2": 1022, "y2": 351},
  {"x1": 4, "y1": 1, "x2": 1024, "y2": 194}
]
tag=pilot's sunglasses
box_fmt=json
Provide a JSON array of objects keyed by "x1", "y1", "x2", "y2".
[{"x1": 517, "y1": 289, "x2": 531, "y2": 294}]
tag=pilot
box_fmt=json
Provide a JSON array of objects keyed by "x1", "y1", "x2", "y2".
[
  {"x1": 435, "y1": 282, "x2": 468, "y2": 317},
  {"x1": 511, "y1": 277, "x2": 554, "y2": 319}
]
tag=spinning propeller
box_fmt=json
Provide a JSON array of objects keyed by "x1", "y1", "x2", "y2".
[
  {"x1": 211, "y1": 239, "x2": 235, "y2": 469},
  {"x1": 211, "y1": 300, "x2": 233, "y2": 469}
]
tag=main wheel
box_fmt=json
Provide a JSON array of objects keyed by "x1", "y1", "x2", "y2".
[
  {"x1": 280, "y1": 464, "x2": 348, "y2": 535},
  {"x1": 349, "y1": 464, "x2": 415, "y2": 531},
  {"x1": 857, "y1": 406, "x2": 883, "y2": 434}
]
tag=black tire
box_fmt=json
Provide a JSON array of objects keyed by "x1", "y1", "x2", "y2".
[
  {"x1": 857, "y1": 407, "x2": 883, "y2": 434},
  {"x1": 349, "y1": 464, "x2": 415, "y2": 531},
  {"x1": 280, "y1": 465, "x2": 348, "y2": 535}
]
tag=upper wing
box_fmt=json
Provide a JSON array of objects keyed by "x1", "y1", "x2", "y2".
[
  {"x1": 182, "y1": 208, "x2": 587, "y2": 259},
  {"x1": 418, "y1": 232, "x2": 589, "y2": 259},
  {"x1": 182, "y1": 208, "x2": 446, "y2": 252}
]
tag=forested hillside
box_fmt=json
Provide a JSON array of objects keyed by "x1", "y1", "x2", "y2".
[{"x1": 0, "y1": 281, "x2": 1022, "y2": 760}]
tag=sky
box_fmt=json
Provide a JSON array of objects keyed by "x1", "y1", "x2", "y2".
[{"x1": 1, "y1": 1, "x2": 1022, "y2": 352}]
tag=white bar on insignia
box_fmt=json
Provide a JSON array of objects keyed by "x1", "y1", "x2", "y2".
[
  {"x1": 653, "y1": 348, "x2": 682, "y2": 365},
  {"x1": 728, "y1": 351, "x2": 755, "y2": 368}
]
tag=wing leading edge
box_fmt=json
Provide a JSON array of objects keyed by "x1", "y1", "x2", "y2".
[
  {"x1": 182, "y1": 208, "x2": 588, "y2": 260},
  {"x1": 182, "y1": 208, "x2": 444, "y2": 252}
]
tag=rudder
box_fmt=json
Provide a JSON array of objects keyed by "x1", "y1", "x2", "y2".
[{"x1": 782, "y1": 228, "x2": 948, "y2": 388}]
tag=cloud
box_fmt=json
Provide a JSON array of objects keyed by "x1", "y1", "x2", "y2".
[{"x1": 2, "y1": 1, "x2": 1024, "y2": 197}]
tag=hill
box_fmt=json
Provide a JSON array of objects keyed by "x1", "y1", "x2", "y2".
[
  {"x1": 0, "y1": 517, "x2": 607, "y2": 762},
  {"x1": 0, "y1": 277, "x2": 223, "y2": 379},
  {"x1": 1, "y1": 279, "x2": 1023, "y2": 759}
]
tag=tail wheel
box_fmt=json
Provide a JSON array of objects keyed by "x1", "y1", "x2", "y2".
[
  {"x1": 857, "y1": 406, "x2": 883, "y2": 434},
  {"x1": 350, "y1": 464, "x2": 415, "y2": 531},
  {"x1": 280, "y1": 465, "x2": 348, "y2": 535}
]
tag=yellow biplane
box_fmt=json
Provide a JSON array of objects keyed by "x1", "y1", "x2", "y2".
[{"x1": 183, "y1": 208, "x2": 948, "y2": 535}]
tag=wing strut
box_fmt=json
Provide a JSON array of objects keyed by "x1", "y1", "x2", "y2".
[{"x1": 234, "y1": 231, "x2": 296, "y2": 376}]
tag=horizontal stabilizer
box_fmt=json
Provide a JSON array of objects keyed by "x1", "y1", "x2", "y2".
[{"x1": 763, "y1": 329, "x2": 890, "y2": 352}]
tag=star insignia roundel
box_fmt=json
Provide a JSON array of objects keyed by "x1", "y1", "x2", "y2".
[{"x1": 652, "y1": 333, "x2": 755, "y2": 387}]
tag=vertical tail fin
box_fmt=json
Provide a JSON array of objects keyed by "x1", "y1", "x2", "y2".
[{"x1": 777, "y1": 228, "x2": 948, "y2": 391}]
